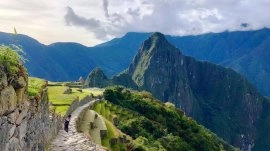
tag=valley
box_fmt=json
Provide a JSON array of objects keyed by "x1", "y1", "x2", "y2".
[
  {"x1": 1, "y1": 1, "x2": 270, "y2": 150},
  {"x1": 1, "y1": 31, "x2": 270, "y2": 151}
]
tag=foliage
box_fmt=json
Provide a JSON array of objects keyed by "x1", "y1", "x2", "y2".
[
  {"x1": 0, "y1": 45, "x2": 23, "y2": 75},
  {"x1": 133, "y1": 136, "x2": 166, "y2": 151},
  {"x1": 164, "y1": 102, "x2": 175, "y2": 108},
  {"x1": 28, "y1": 77, "x2": 46, "y2": 96},
  {"x1": 158, "y1": 134, "x2": 194, "y2": 151},
  {"x1": 103, "y1": 86, "x2": 237, "y2": 151}
]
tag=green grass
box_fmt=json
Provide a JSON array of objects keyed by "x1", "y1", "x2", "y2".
[
  {"x1": 54, "y1": 106, "x2": 70, "y2": 116},
  {"x1": 101, "y1": 120, "x2": 114, "y2": 148},
  {"x1": 84, "y1": 88, "x2": 104, "y2": 96},
  {"x1": 94, "y1": 103, "x2": 102, "y2": 113},
  {"x1": 47, "y1": 86, "x2": 77, "y2": 105},
  {"x1": 47, "y1": 84, "x2": 104, "y2": 116},
  {"x1": 28, "y1": 77, "x2": 46, "y2": 97}
]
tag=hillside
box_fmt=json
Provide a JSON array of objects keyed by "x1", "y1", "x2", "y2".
[
  {"x1": 85, "y1": 86, "x2": 236, "y2": 151},
  {"x1": 85, "y1": 32, "x2": 270, "y2": 150},
  {"x1": 0, "y1": 31, "x2": 149, "y2": 81},
  {"x1": 1, "y1": 29, "x2": 270, "y2": 96}
]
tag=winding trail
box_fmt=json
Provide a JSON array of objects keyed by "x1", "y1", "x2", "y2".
[{"x1": 49, "y1": 100, "x2": 106, "y2": 151}]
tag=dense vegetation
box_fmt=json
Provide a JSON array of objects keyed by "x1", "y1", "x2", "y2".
[
  {"x1": 101, "y1": 86, "x2": 236, "y2": 151},
  {"x1": 28, "y1": 77, "x2": 46, "y2": 97},
  {"x1": 0, "y1": 45, "x2": 25, "y2": 77}
]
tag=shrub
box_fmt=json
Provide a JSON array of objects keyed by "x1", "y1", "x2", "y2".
[{"x1": 0, "y1": 45, "x2": 25, "y2": 76}]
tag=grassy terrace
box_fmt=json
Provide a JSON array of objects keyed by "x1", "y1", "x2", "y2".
[
  {"x1": 47, "y1": 84, "x2": 103, "y2": 116},
  {"x1": 28, "y1": 78, "x2": 104, "y2": 116},
  {"x1": 92, "y1": 101, "x2": 132, "y2": 151}
]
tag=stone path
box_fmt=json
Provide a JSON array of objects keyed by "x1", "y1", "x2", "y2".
[{"x1": 49, "y1": 100, "x2": 106, "y2": 151}]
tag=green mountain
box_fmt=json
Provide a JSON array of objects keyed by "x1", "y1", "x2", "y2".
[
  {"x1": 91, "y1": 86, "x2": 236, "y2": 151},
  {"x1": 1, "y1": 29, "x2": 270, "y2": 96},
  {"x1": 85, "y1": 32, "x2": 270, "y2": 150},
  {"x1": 84, "y1": 68, "x2": 138, "y2": 89}
]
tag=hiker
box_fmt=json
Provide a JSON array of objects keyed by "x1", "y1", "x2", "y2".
[{"x1": 64, "y1": 114, "x2": 71, "y2": 132}]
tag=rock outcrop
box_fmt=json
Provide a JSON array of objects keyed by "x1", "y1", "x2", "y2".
[{"x1": 0, "y1": 56, "x2": 61, "y2": 150}]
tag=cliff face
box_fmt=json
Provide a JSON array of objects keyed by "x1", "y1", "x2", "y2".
[
  {"x1": 126, "y1": 33, "x2": 268, "y2": 150},
  {"x1": 86, "y1": 32, "x2": 270, "y2": 150},
  {"x1": 0, "y1": 55, "x2": 61, "y2": 150},
  {"x1": 127, "y1": 33, "x2": 196, "y2": 114}
]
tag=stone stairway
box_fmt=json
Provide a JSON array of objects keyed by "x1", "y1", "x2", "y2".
[{"x1": 49, "y1": 101, "x2": 106, "y2": 151}]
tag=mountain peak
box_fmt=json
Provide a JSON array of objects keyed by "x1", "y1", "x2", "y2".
[
  {"x1": 139, "y1": 32, "x2": 178, "y2": 55},
  {"x1": 150, "y1": 32, "x2": 166, "y2": 40},
  {"x1": 147, "y1": 32, "x2": 167, "y2": 46},
  {"x1": 128, "y1": 32, "x2": 182, "y2": 87}
]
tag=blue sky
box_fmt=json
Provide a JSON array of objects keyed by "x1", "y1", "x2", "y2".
[{"x1": 1, "y1": 0, "x2": 270, "y2": 46}]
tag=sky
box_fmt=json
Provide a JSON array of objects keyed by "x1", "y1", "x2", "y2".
[{"x1": 1, "y1": 0, "x2": 270, "y2": 46}]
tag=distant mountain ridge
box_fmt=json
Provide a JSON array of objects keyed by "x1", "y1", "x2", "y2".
[
  {"x1": 85, "y1": 32, "x2": 270, "y2": 150},
  {"x1": 0, "y1": 29, "x2": 270, "y2": 96}
]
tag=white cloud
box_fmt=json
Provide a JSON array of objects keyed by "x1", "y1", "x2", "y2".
[{"x1": 1, "y1": 0, "x2": 270, "y2": 46}]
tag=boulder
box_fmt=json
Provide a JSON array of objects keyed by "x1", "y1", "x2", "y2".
[
  {"x1": 12, "y1": 76, "x2": 27, "y2": 89},
  {"x1": 9, "y1": 125, "x2": 16, "y2": 138},
  {"x1": 16, "y1": 109, "x2": 28, "y2": 125},
  {"x1": 0, "y1": 86, "x2": 17, "y2": 114},
  {"x1": 7, "y1": 109, "x2": 19, "y2": 124},
  {"x1": 6, "y1": 137, "x2": 20, "y2": 151}
]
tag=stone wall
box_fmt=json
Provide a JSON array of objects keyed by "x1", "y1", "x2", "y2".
[
  {"x1": 65, "y1": 95, "x2": 93, "y2": 118},
  {"x1": 0, "y1": 67, "x2": 62, "y2": 151}
]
